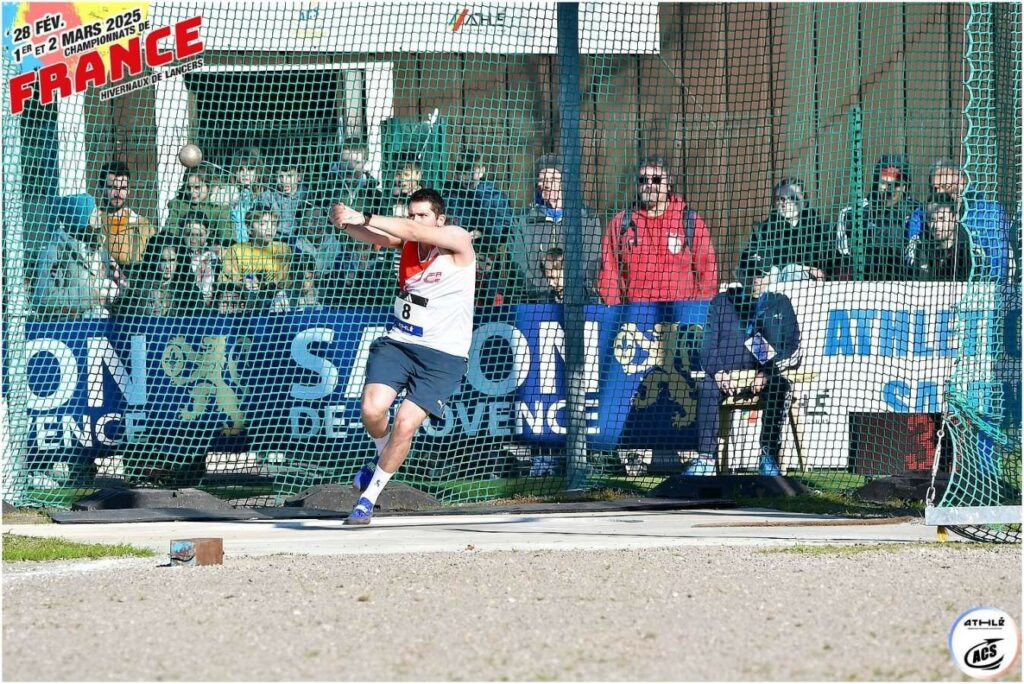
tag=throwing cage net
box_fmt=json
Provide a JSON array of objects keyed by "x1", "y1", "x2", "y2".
[{"x1": 2, "y1": 3, "x2": 1019, "y2": 535}]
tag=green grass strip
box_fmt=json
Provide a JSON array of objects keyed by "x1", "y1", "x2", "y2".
[
  {"x1": 763, "y1": 542, "x2": 992, "y2": 556},
  {"x1": 2, "y1": 533, "x2": 155, "y2": 562}
]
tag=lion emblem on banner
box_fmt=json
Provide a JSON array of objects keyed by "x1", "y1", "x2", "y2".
[
  {"x1": 160, "y1": 335, "x2": 251, "y2": 435},
  {"x1": 614, "y1": 322, "x2": 702, "y2": 428}
]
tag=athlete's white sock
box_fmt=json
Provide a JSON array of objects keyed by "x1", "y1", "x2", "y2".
[
  {"x1": 371, "y1": 431, "x2": 391, "y2": 459},
  {"x1": 362, "y1": 467, "x2": 394, "y2": 507}
]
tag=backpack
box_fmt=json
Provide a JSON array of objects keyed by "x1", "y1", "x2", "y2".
[{"x1": 619, "y1": 206, "x2": 698, "y2": 251}]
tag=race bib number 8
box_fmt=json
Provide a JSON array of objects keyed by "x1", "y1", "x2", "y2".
[{"x1": 394, "y1": 290, "x2": 428, "y2": 336}]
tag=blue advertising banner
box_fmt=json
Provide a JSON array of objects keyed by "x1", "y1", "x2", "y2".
[
  {"x1": 512, "y1": 302, "x2": 708, "y2": 450},
  {"x1": 7, "y1": 303, "x2": 711, "y2": 462},
  {"x1": 8, "y1": 285, "x2": 1013, "y2": 472}
]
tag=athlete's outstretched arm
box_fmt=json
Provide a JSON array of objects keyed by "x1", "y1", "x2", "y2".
[
  {"x1": 339, "y1": 222, "x2": 403, "y2": 248},
  {"x1": 332, "y1": 204, "x2": 473, "y2": 260},
  {"x1": 328, "y1": 207, "x2": 402, "y2": 248}
]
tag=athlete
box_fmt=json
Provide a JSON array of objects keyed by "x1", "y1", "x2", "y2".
[{"x1": 329, "y1": 188, "x2": 475, "y2": 525}]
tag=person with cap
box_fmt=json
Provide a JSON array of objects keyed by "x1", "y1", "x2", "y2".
[
  {"x1": 746, "y1": 177, "x2": 833, "y2": 282},
  {"x1": 834, "y1": 155, "x2": 920, "y2": 281},
  {"x1": 509, "y1": 153, "x2": 603, "y2": 302},
  {"x1": 906, "y1": 159, "x2": 1010, "y2": 282},
  {"x1": 684, "y1": 250, "x2": 802, "y2": 477},
  {"x1": 597, "y1": 156, "x2": 719, "y2": 303}
]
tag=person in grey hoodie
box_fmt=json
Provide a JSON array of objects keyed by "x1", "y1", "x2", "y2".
[
  {"x1": 33, "y1": 194, "x2": 123, "y2": 318},
  {"x1": 508, "y1": 154, "x2": 602, "y2": 302}
]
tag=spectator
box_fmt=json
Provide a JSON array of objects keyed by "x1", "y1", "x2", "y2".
[
  {"x1": 292, "y1": 203, "x2": 346, "y2": 304},
  {"x1": 597, "y1": 156, "x2": 719, "y2": 303},
  {"x1": 509, "y1": 154, "x2": 602, "y2": 301},
  {"x1": 89, "y1": 161, "x2": 156, "y2": 274},
  {"x1": 685, "y1": 250, "x2": 802, "y2": 477},
  {"x1": 226, "y1": 147, "x2": 268, "y2": 244},
  {"x1": 746, "y1": 178, "x2": 833, "y2": 282},
  {"x1": 446, "y1": 150, "x2": 515, "y2": 254},
  {"x1": 328, "y1": 145, "x2": 386, "y2": 215},
  {"x1": 148, "y1": 238, "x2": 186, "y2": 316},
  {"x1": 390, "y1": 158, "x2": 423, "y2": 217},
  {"x1": 33, "y1": 194, "x2": 122, "y2": 318},
  {"x1": 126, "y1": 232, "x2": 194, "y2": 317},
  {"x1": 165, "y1": 168, "x2": 233, "y2": 247},
  {"x1": 475, "y1": 252, "x2": 506, "y2": 307},
  {"x1": 259, "y1": 159, "x2": 308, "y2": 244},
  {"x1": 290, "y1": 252, "x2": 319, "y2": 309},
  {"x1": 294, "y1": 203, "x2": 344, "y2": 277},
  {"x1": 541, "y1": 247, "x2": 566, "y2": 304},
  {"x1": 220, "y1": 204, "x2": 292, "y2": 311},
  {"x1": 906, "y1": 198, "x2": 975, "y2": 282},
  {"x1": 337, "y1": 241, "x2": 398, "y2": 306},
  {"x1": 444, "y1": 151, "x2": 518, "y2": 306},
  {"x1": 216, "y1": 282, "x2": 244, "y2": 315},
  {"x1": 907, "y1": 159, "x2": 1010, "y2": 282},
  {"x1": 835, "y1": 155, "x2": 919, "y2": 281},
  {"x1": 180, "y1": 210, "x2": 221, "y2": 310}
]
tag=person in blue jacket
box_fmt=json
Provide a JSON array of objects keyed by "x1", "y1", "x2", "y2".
[
  {"x1": 906, "y1": 159, "x2": 1010, "y2": 282},
  {"x1": 685, "y1": 250, "x2": 802, "y2": 477},
  {"x1": 445, "y1": 150, "x2": 515, "y2": 255}
]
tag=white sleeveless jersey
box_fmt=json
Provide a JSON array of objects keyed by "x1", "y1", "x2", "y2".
[{"x1": 387, "y1": 240, "x2": 475, "y2": 358}]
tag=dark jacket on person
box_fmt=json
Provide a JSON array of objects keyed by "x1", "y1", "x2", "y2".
[
  {"x1": 748, "y1": 206, "x2": 835, "y2": 278},
  {"x1": 446, "y1": 180, "x2": 515, "y2": 255},
  {"x1": 907, "y1": 188, "x2": 1010, "y2": 283},
  {"x1": 906, "y1": 225, "x2": 975, "y2": 282},
  {"x1": 835, "y1": 155, "x2": 920, "y2": 280},
  {"x1": 749, "y1": 180, "x2": 835, "y2": 278},
  {"x1": 325, "y1": 172, "x2": 387, "y2": 216},
  {"x1": 700, "y1": 286, "x2": 802, "y2": 377}
]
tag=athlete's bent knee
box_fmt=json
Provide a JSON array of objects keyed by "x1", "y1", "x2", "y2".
[
  {"x1": 361, "y1": 398, "x2": 388, "y2": 425},
  {"x1": 392, "y1": 414, "x2": 423, "y2": 441}
]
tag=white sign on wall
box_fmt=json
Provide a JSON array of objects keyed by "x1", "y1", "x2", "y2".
[
  {"x1": 727, "y1": 282, "x2": 991, "y2": 471},
  {"x1": 149, "y1": 2, "x2": 661, "y2": 55}
]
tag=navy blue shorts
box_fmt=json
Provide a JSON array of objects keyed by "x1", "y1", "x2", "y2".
[{"x1": 364, "y1": 337, "x2": 467, "y2": 419}]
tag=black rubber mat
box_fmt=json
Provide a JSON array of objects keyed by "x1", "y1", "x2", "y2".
[{"x1": 48, "y1": 497, "x2": 734, "y2": 524}]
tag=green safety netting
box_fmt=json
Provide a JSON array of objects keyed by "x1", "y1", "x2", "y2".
[{"x1": 1, "y1": 3, "x2": 1019, "y2": 534}]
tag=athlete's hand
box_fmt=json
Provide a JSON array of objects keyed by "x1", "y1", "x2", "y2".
[{"x1": 330, "y1": 203, "x2": 365, "y2": 228}]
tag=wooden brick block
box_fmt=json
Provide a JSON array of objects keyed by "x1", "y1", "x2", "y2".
[{"x1": 169, "y1": 538, "x2": 224, "y2": 566}]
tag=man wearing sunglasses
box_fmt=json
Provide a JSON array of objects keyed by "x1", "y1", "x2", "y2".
[{"x1": 596, "y1": 157, "x2": 719, "y2": 304}]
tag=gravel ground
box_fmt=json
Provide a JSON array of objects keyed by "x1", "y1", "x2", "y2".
[{"x1": 3, "y1": 545, "x2": 1020, "y2": 681}]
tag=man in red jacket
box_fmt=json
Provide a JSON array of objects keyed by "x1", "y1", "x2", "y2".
[{"x1": 597, "y1": 157, "x2": 719, "y2": 303}]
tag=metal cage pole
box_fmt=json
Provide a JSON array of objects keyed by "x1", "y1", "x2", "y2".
[{"x1": 557, "y1": 2, "x2": 589, "y2": 490}]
